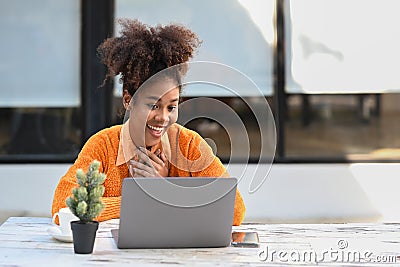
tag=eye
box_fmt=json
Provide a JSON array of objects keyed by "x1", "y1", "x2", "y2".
[
  {"x1": 168, "y1": 106, "x2": 177, "y2": 112},
  {"x1": 147, "y1": 104, "x2": 158, "y2": 110}
]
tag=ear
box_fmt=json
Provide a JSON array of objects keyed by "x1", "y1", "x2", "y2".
[{"x1": 122, "y1": 89, "x2": 132, "y2": 110}]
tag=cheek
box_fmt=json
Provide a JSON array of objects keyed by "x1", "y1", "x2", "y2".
[
  {"x1": 169, "y1": 110, "x2": 178, "y2": 124},
  {"x1": 130, "y1": 108, "x2": 150, "y2": 128},
  {"x1": 133, "y1": 107, "x2": 151, "y2": 120},
  {"x1": 145, "y1": 110, "x2": 157, "y2": 122}
]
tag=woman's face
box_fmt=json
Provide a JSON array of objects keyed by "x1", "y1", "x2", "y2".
[{"x1": 124, "y1": 78, "x2": 180, "y2": 148}]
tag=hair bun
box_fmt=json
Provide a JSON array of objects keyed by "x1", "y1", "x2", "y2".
[{"x1": 97, "y1": 19, "x2": 201, "y2": 94}]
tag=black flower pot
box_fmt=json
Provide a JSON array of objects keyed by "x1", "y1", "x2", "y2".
[{"x1": 70, "y1": 220, "x2": 99, "y2": 254}]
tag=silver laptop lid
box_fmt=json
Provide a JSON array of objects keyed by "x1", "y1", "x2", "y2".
[{"x1": 115, "y1": 177, "x2": 237, "y2": 248}]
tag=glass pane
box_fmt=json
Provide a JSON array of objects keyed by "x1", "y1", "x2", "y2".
[
  {"x1": 0, "y1": 0, "x2": 80, "y2": 106},
  {"x1": 284, "y1": 0, "x2": 400, "y2": 161},
  {"x1": 0, "y1": 0, "x2": 81, "y2": 159},
  {"x1": 285, "y1": 94, "x2": 400, "y2": 160},
  {"x1": 0, "y1": 108, "x2": 81, "y2": 157},
  {"x1": 181, "y1": 96, "x2": 274, "y2": 162},
  {"x1": 115, "y1": 0, "x2": 274, "y2": 97},
  {"x1": 286, "y1": 0, "x2": 400, "y2": 94}
]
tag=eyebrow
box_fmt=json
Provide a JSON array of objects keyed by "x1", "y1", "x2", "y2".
[{"x1": 146, "y1": 96, "x2": 179, "y2": 103}]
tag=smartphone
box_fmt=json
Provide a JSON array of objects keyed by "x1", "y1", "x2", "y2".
[{"x1": 231, "y1": 231, "x2": 260, "y2": 248}]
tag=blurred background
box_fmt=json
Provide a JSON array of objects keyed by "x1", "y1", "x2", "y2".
[{"x1": 1, "y1": 0, "x2": 399, "y2": 224}]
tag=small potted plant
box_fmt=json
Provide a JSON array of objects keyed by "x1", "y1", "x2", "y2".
[{"x1": 66, "y1": 160, "x2": 106, "y2": 254}]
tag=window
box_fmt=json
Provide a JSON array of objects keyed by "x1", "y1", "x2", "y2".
[
  {"x1": 0, "y1": 0, "x2": 81, "y2": 161},
  {"x1": 2, "y1": 0, "x2": 399, "y2": 163},
  {"x1": 113, "y1": 0, "x2": 276, "y2": 163},
  {"x1": 283, "y1": 0, "x2": 400, "y2": 161}
]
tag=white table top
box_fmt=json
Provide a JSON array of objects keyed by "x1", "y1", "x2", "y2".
[{"x1": 1, "y1": 217, "x2": 400, "y2": 266}]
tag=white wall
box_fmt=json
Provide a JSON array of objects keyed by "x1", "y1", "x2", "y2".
[
  {"x1": 232, "y1": 163, "x2": 400, "y2": 223},
  {"x1": 1, "y1": 163, "x2": 399, "y2": 223},
  {"x1": 0, "y1": 164, "x2": 70, "y2": 219}
]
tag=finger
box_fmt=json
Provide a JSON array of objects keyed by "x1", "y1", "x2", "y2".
[
  {"x1": 132, "y1": 167, "x2": 149, "y2": 177},
  {"x1": 160, "y1": 152, "x2": 167, "y2": 163},
  {"x1": 147, "y1": 152, "x2": 165, "y2": 166},
  {"x1": 137, "y1": 147, "x2": 164, "y2": 167},
  {"x1": 135, "y1": 146, "x2": 148, "y2": 158},
  {"x1": 132, "y1": 166, "x2": 159, "y2": 177},
  {"x1": 131, "y1": 159, "x2": 165, "y2": 177},
  {"x1": 138, "y1": 157, "x2": 148, "y2": 166},
  {"x1": 129, "y1": 164, "x2": 135, "y2": 177},
  {"x1": 130, "y1": 160, "x2": 148, "y2": 170},
  {"x1": 130, "y1": 160, "x2": 156, "y2": 175},
  {"x1": 129, "y1": 161, "x2": 142, "y2": 176},
  {"x1": 136, "y1": 147, "x2": 153, "y2": 166}
]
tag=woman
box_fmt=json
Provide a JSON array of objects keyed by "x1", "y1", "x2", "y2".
[{"x1": 52, "y1": 19, "x2": 245, "y2": 225}]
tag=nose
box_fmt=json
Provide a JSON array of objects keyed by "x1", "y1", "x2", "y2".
[{"x1": 154, "y1": 108, "x2": 169, "y2": 122}]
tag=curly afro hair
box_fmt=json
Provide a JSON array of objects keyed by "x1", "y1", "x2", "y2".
[{"x1": 97, "y1": 18, "x2": 201, "y2": 96}]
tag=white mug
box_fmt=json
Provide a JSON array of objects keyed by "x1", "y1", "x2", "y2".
[{"x1": 52, "y1": 207, "x2": 79, "y2": 236}]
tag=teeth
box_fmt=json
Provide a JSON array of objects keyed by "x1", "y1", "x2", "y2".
[{"x1": 147, "y1": 125, "x2": 163, "y2": 131}]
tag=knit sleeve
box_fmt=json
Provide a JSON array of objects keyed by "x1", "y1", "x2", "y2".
[
  {"x1": 51, "y1": 131, "x2": 121, "y2": 223},
  {"x1": 186, "y1": 132, "x2": 246, "y2": 226}
]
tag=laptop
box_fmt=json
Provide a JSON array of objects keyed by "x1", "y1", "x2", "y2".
[{"x1": 111, "y1": 177, "x2": 237, "y2": 248}]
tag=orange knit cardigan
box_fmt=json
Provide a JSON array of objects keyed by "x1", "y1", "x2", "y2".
[{"x1": 52, "y1": 123, "x2": 246, "y2": 225}]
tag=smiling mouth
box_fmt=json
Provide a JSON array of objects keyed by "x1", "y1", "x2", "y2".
[{"x1": 147, "y1": 124, "x2": 164, "y2": 133}]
